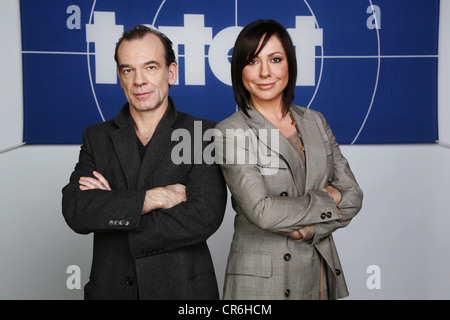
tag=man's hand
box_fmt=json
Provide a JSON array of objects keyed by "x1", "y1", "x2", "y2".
[
  {"x1": 79, "y1": 172, "x2": 186, "y2": 214},
  {"x1": 142, "y1": 184, "x2": 187, "y2": 214},
  {"x1": 79, "y1": 171, "x2": 111, "y2": 191}
]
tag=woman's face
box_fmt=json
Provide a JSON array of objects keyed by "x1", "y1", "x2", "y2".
[{"x1": 242, "y1": 34, "x2": 289, "y2": 108}]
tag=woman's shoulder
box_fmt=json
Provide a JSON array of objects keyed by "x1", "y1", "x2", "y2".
[
  {"x1": 215, "y1": 110, "x2": 248, "y2": 131},
  {"x1": 290, "y1": 104, "x2": 317, "y2": 115},
  {"x1": 291, "y1": 104, "x2": 326, "y2": 122}
]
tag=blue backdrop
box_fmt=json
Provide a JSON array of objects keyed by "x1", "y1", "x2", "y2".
[{"x1": 20, "y1": 0, "x2": 439, "y2": 144}]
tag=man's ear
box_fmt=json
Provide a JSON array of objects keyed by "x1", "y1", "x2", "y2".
[
  {"x1": 117, "y1": 68, "x2": 124, "y2": 88},
  {"x1": 168, "y1": 62, "x2": 178, "y2": 86}
]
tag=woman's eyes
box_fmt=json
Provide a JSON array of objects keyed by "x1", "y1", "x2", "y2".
[{"x1": 247, "y1": 57, "x2": 283, "y2": 65}]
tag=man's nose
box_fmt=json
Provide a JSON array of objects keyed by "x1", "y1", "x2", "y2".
[{"x1": 134, "y1": 69, "x2": 147, "y2": 86}]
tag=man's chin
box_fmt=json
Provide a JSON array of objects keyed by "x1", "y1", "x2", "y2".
[{"x1": 130, "y1": 101, "x2": 164, "y2": 113}]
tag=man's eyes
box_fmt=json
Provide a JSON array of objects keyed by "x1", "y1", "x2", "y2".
[{"x1": 121, "y1": 65, "x2": 157, "y2": 75}]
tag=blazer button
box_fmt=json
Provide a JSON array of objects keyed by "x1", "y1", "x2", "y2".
[
  {"x1": 119, "y1": 220, "x2": 130, "y2": 226},
  {"x1": 283, "y1": 253, "x2": 291, "y2": 262},
  {"x1": 335, "y1": 269, "x2": 342, "y2": 276},
  {"x1": 126, "y1": 277, "x2": 134, "y2": 286},
  {"x1": 280, "y1": 191, "x2": 288, "y2": 197},
  {"x1": 327, "y1": 211, "x2": 332, "y2": 218},
  {"x1": 284, "y1": 289, "x2": 291, "y2": 297},
  {"x1": 320, "y1": 212, "x2": 327, "y2": 219}
]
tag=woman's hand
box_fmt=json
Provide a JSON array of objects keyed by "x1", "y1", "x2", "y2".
[
  {"x1": 280, "y1": 226, "x2": 315, "y2": 242},
  {"x1": 320, "y1": 185, "x2": 342, "y2": 205}
]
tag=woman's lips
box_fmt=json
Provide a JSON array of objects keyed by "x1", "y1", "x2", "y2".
[{"x1": 256, "y1": 82, "x2": 276, "y2": 90}]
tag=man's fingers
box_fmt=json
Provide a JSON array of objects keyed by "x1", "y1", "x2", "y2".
[
  {"x1": 164, "y1": 184, "x2": 187, "y2": 204},
  {"x1": 169, "y1": 183, "x2": 186, "y2": 192},
  {"x1": 167, "y1": 184, "x2": 186, "y2": 199},
  {"x1": 79, "y1": 177, "x2": 101, "y2": 189},
  {"x1": 93, "y1": 171, "x2": 112, "y2": 190},
  {"x1": 79, "y1": 175, "x2": 110, "y2": 190},
  {"x1": 174, "y1": 184, "x2": 187, "y2": 201},
  {"x1": 78, "y1": 171, "x2": 112, "y2": 191},
  {"x1": 79, "y1": 185, "x2": 90, "y2": 191}
]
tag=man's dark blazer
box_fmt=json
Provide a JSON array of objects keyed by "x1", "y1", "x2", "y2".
[{"x1": 62, "y1": 98, "x2": 227, "y2": 300}]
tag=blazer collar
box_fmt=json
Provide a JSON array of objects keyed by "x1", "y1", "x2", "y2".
[
  {"x1": 289, "y1": 105, "x2": 328, "y2": 191},
  {"x1": 111, "y1": 97, "x2": 178, "y2": 190},
  {"x1": 242, "y1": 103, "x2": 306, "y2": 127},
  {"x1": 241, "y1": 104, "x2": 326, "y2": 193},
  {"x1": 112, "y1": 96, "x2": 178, "y2": 128},
  {"x1": 240, "y1": 104, "x2": 306, "y2": 193}
]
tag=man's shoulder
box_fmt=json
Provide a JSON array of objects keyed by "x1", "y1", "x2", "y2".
[
  {"x1": 175, "y1": 111, "x2": 217, "y2": 131},
  {"x1": 84, "y1": 103, "x2": 129, "y2": 135},
  {"x1": 84, "y1": 119, "x2": 116, "y2": 134}
]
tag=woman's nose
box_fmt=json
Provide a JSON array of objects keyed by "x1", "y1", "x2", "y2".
[{"x1": 259, "y1": 61, "x2": 271, "y2": 78}]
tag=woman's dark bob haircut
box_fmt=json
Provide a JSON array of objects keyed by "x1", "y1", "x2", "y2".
[{"x1": 231, "y1": 20, "x2": 297, "y2": 117}]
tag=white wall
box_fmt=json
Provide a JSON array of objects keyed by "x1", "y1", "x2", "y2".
[{"x1": 1, "y1": 0, "x2": 449, "y2": 299}]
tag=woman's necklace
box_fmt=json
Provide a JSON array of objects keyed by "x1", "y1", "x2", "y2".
[{"x1": 287, "y1": 110, "x2": 305, "y2": 152}]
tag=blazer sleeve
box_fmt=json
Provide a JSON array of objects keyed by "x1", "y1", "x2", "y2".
[
  {"x1": 127, "y1": 133, "x2": 227, "y2": 259},
  {"x1": 308, "y1": 112, "x2": 363, "y2": 245},
  {"x1": 214, "y1": 120, "x2": 343, "y2": 233},
  {"x1": 61, "y1": 128, "x2": 146, "y2": 235}
]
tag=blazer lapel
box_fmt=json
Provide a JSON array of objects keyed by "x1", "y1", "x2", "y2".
[
  {"x1": 110, "y1": 104, "x2": 141, "y2": 190},
  {"x1": 290, "y1": 106, "x2": 327, "y2": 191},
  {"x1": 136, "y1": 98, "x2": 177, "y2": 190},
  {"x1": 243, "y1": 106, "x2": 306, "y2": 194}
]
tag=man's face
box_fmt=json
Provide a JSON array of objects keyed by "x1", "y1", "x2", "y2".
[{"x1": 117, "y1": 33, "x2": 177, "y2": 114}]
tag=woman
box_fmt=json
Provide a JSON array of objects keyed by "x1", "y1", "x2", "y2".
[{"x1": 215, "y1": 20, "x2": 363, "y2": 300}]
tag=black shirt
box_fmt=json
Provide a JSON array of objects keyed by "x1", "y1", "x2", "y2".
[{"x1": 137, "y1": 135, "x2": 148, "y2": 161}]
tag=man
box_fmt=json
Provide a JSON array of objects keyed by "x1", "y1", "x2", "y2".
[{"x1": 62, "y1": 25, "x2": 227, "y2": 300}]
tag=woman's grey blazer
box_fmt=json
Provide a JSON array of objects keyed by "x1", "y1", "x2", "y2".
[{"x1": 214, "y1": 104, "x2": 363, "y2": 300}]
